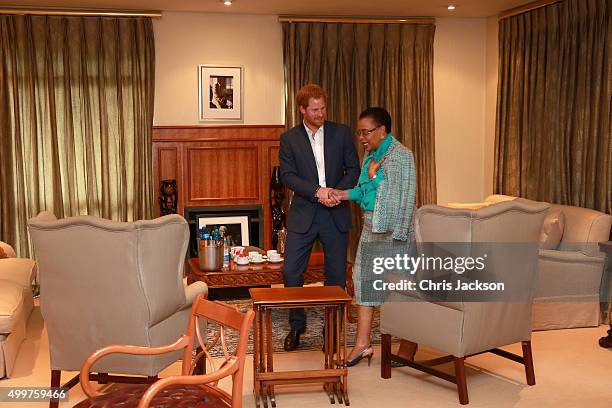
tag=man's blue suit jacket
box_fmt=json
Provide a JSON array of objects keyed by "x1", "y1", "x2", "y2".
[{"x1": 279, "y1": 121, "x2": 360, "y2": 234}]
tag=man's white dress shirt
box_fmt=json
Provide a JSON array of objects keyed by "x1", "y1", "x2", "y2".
[{"x1": 304, "y1": 122, "x2": 326, "y2": 187}]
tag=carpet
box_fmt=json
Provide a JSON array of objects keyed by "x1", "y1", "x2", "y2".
[{"x1": 206, "y1": 300, "x2": 382, "y2": 356}]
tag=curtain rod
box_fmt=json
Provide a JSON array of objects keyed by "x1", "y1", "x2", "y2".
[
  {"x1": 0, "y1": 7, "x2": 162, "y2": 18},
  {"x1": 278, "y1": 15, "x2": 435, "y2": 25},
  {"x1": 499, "y1": 0, "x2": 561, "y2": 20}
]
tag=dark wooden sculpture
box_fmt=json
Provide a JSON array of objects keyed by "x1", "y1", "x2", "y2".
[
  {"x1": 269, "y1": 166, "x2": 286, "y2": 250},
  {"x1": 159, "y1": 179, "x2": 178, "y2": 215}
]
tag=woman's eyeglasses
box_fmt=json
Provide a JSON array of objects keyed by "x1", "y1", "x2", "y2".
[{"x1": 354, "y1": 126, "x2": 380, "y2": 137}]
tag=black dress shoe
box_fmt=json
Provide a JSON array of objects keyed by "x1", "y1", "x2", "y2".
[
  {"x1": 599, "y1": 327, "x2": 612, "y2": 348},
  {"x1": 284, "y1": 328, "x2": 305, "y2": 351}
]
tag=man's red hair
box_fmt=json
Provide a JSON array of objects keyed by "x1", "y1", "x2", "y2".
[{"x1": 296, "y1": 84, "x2": 327, "y2": 108}]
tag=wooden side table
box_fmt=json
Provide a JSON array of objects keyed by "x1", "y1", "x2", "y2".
[
  {"x1": 599, "y1": 241, "x2": 612, "y2": 348},
  {"x1": 250, "y1": 286, "x2": 352, "y2": 407}
]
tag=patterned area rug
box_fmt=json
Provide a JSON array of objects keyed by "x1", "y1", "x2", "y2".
[{"x1": 207, "y1": 299, "x2": 382, "y2": 356}]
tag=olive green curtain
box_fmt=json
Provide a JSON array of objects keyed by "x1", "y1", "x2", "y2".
[
  {"x1": 282, "y1": 22, "x2": 437, "y2": 256},
  {"x1": 0, "y1": 15, "x2": 155, "y2": 257},
  {"x1": 495, "y1": 0, "x2": 611, "y2": 213}
]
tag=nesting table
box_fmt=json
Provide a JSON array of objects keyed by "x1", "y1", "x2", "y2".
[{"x1": 249, "y1": 286, "x2": 352, "y2": 407}]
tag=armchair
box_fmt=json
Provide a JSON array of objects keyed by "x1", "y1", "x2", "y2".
[
  {"x1": 380, "y1": 199, "x2": 549, "y2": 404},
  {"x1": 27, "y1": 212, "x2": 208, "y2": 405},
  {"x1": 484, "y1": 195, "x2": 612, "y2": 329}
]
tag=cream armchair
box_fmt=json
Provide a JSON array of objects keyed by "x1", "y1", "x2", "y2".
[
  {"x1": 27, "y1": 212, "x2": 207, "y2": 399},
  {"x1": 484, "y1": 195, "x2": 612, "y2": 329},
  {"x1": 380, "y1": 199, "x2": 549, "y2": 404}
]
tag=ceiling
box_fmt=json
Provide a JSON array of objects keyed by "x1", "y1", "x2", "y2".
[{"x1": 0, "y1": 0, "x2": 531, "y2": 18}]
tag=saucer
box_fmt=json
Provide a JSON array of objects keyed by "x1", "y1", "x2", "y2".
[
  {"x1": 267, "y1": 257, "x2": 284, "y2": 263},
  {"x1": 250, "y1": 258, "x2": 265, "y2": 264}
]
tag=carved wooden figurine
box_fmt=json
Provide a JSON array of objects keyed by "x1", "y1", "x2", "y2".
[
  {"x1": 159, "y1": 179, "x2": 178, "y2": 215},
  {"x1": 270, "y1": 166, "x2": 286, "y2": 250}
]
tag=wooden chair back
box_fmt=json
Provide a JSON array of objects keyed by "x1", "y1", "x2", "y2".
[{"x1": 181, "y1": 294, "x2": 254, "y2": 407}]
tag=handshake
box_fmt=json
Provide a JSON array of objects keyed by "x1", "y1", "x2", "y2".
[{"x1": 316, "y1": 187, "x2": 348, "y2": 207}]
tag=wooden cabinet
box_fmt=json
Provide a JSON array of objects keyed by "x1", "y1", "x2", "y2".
[{"x1": 153, "y1": 125, "x2": 285, "y2": 250}]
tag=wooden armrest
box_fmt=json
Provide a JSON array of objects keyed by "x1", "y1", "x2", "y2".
[
  {"x1": 137, "y1": 358, "x2": 238, "y2": 408},
  {"x1": 79, "y1": 335, "x2": 190, "y2": 398}
]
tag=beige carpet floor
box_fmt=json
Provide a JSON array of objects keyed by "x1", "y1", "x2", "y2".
[{"x1": 2, "y1": 306, "x2": 611, "y2": 407}]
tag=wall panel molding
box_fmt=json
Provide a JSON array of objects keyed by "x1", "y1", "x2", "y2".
[
  {"x1": 153, "y1": 125, "x2": 284, "y2": 142},
  {"x1": 186, "y1": 146, "x2": 259, "y2": 202},
  {"x1": 153, "y1": 125, "x2": 285, "y2": 249}
]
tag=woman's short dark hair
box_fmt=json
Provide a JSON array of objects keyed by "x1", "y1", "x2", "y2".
[{"x1": 359, "y1": 107, "x2": 392, "y2": 134}]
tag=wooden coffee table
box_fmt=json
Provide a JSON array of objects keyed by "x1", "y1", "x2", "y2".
[{"x1": 187, "y1": 253, "x2": 354, "y2": 293}]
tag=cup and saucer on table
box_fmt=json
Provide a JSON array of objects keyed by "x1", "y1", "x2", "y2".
[
  {"x1": 236, "y1": 256, "x2": 250, "y2": 265},
  {"x1": 266, "y1": 249, "x2": 283, "y2": 263},
  {"x1": 249, "y1": 252, "x2": 265, "y2": 264}
]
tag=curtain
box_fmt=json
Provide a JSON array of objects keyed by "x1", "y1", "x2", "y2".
[
  {"x1": 495, "y1": 0, "x2": 611, "y2": 213},
  {"x1": 0, "y1": 15, "x2": 155, "y2": 257},
  {"x1": 282, "y1": 22, "x2": 437, "y2": 256}
]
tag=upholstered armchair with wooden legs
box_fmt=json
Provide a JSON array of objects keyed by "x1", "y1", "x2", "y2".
[
  {"x1": 380, "y1": 199, "x2": 549, "y2": 405},
  {"x1": 27, "y1": 212, "x2": 208, "y2": 408},
  {"x1": 74, "y1": 293, "x2": 254, "y2": 408}
]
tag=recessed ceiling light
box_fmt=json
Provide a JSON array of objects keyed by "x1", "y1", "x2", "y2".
[
  {"x1": 448, "y1": 5, "x2": 456, "y2": 10},
  {"x1": 223, "y1": 0, "x2": 232, "y2": 5}
]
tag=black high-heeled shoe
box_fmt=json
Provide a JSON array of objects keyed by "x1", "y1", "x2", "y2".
[{"x1": 346, "y1": 345, "x2": 373, "y2": 367}]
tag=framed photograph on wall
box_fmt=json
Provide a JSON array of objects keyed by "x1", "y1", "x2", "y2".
[
  {"x1": 197, "y1": 215, "x2": 250, "y2": 246},
  {"x1": 198, "y1": 65, "x2": 243, "y2": 121}
]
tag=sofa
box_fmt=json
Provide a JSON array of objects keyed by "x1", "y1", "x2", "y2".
[
  {"x1": 0, "y1": 241, "x2": 36, "y2": 378},
  {"x1": 449, "y1": 195, "x2": 612, "y2": 330}
]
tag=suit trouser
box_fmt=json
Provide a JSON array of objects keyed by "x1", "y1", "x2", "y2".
[{"x1": 283, "y1": 204, "x2": 348, "y2": 331}]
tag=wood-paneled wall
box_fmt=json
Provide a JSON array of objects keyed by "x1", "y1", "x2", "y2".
[{"x1": 153, "y1": 125, "x2": 285, "y2": 250}]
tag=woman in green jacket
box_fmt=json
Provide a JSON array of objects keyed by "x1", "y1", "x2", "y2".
[{"x1": 331, "y1": 107, "x2": 417, "y2": 366}]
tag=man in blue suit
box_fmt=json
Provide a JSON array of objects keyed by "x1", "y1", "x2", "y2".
[{"x1": 279, "y1": 84, "x2": 360, "y2": 351}]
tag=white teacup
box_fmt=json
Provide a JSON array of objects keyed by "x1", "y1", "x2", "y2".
[
  {"x1": 236, "y1": 255, "x2": 249, "y2": 265},
  {"x1": 266, "y1": 249, "x2": 278, "y2": 259},
  {"x1": 269, "y1": 253, "x2": 282, "y2": 262},
  {"x1": 249, "y1": 252, "x2": 263, "y2": 262}
]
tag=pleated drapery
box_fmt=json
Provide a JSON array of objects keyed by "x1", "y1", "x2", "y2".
[
  {"x1": 0, "y1": 15, "x2": 155, "y2": 257},
  {"x1": 495, "y1": 0, "x2": 611, "y2": 213}
]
